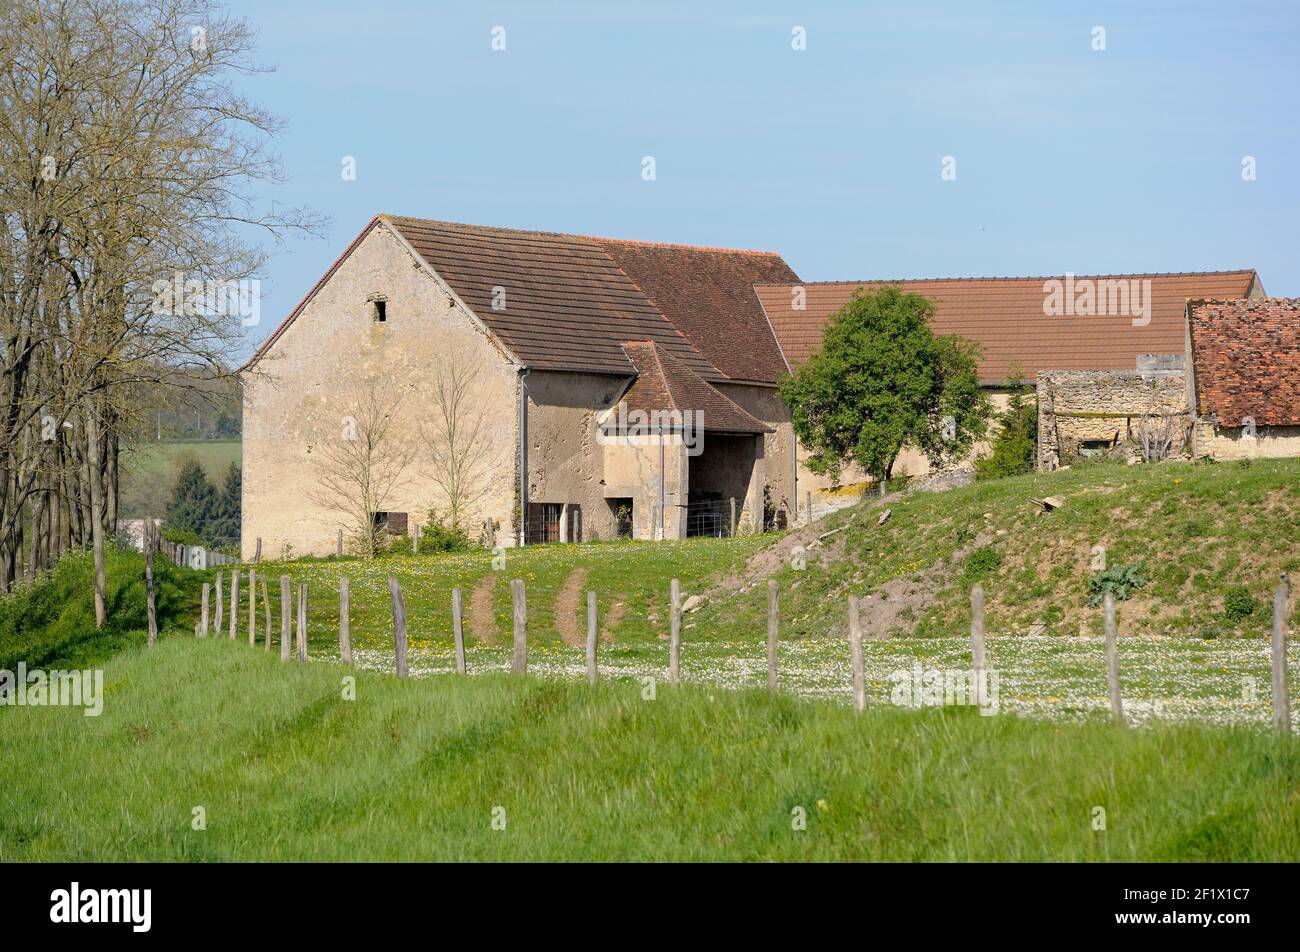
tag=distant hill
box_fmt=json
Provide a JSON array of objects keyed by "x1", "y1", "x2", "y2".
[{"x1": 118, "y1": 439, "x2": 241, "y2": 520}]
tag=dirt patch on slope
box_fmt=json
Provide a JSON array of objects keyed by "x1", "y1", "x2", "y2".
[
  {"x1": 707, "y1": 486, "x2": 992, "y2": 639},
  {"x1": 822, "y1": 531, "x2": 994, "y2": 640},
  {"x1": 470, "y1": 574, "x2": 499, "y2": 643},
  {"x1": 554, "y1": 567, "x2": 590, "y2": 645},
  {"x1": 599, "y1": 598, "x2": 626, "y2": 642},
  {"x1": 712, "y1": 489, "x2": 905, "y2": 596}
]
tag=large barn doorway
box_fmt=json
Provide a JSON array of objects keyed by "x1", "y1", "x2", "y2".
[{"x1": 687, "y1": 434, "x2": 757, "y2": 537}]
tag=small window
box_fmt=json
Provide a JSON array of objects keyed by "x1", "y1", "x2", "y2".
[
  {"x1": 368, "y1": 294, "x2": 388, "y2": 323},
  {"x1": 1079, "y1": 439, "x2": 1111, "y2": 458},
  {"x1": 373, "y1": 511, "x2": 407, "y2": 535}
]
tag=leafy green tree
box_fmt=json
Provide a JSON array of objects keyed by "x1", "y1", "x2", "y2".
[
  {"x1": 780, "y1": 286, "x2": 990, "y2": 486},
  {"x1": 165, "y1": 456, "x2": 218, "y2": 540},
  {"x1": 208, "y1": 462, "x2": 242, "y2": 544},
  {"x1": 974, "y1": 365, "x2": 1038, "y2": 480}
]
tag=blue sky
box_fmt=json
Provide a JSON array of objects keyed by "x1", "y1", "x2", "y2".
[{"x1": 228, "y1": 0, "x2": 1300, "y2": 358}]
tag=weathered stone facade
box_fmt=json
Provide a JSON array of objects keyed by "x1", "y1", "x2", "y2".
[
  {"x1": 241, "y1": 226, "x2": 520, "y2": 560},
  {"x1": 1036, "y1": 365, "x2": 1189, "y2": 470},
  {"x1": 242, "y1": 220, "x2": 781, "y2": 556},
  {"x1": 1188, "y1": 418, "x2": 1300, "y2": 461}
]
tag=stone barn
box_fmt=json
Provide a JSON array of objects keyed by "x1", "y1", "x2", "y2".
[
  {"x1": 240, "y1": 215, "x2": 801, "y2": 557},
  {"x1": 1036, "y1": 362, "x2": 1191, "y2": 469}
]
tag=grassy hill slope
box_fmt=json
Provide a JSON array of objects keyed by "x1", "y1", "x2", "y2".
[
  {"x1": 698, "y1": 457, "x2": 1300, "y2": 643},
  {"x1": 2, "y1": 638, "x2": 1298, "y2": 861}
]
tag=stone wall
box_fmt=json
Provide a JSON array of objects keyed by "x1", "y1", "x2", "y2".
[
  {"x1": 1190, "y1": 419, "x2": 1300, "y2": 461},
  {"x1": 241, "y1": 224, "x2": 519, "y2": 559},
  {"x1": 1036, "y1": 367, "x2": 1189, "y2": 470}
]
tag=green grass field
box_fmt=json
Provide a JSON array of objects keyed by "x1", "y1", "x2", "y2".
[
  {"x1": 2, "y1": 637, "x2": 1297, "y2": 861},
  {"x1": 5, "y1": 457, "x2": 1299, "y2": 861},
  {"x1": 118, "y1": 439, "x2": 241, "y2": 518}
]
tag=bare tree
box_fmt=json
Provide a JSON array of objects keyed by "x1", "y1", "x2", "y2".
[
  {"x1": 0, "y1": 0, "x2": 323, "y2": 601},
  {"x1": 311, "y1": 372, "x2": 418, "y2": 559},
  {"x1": 1136, "y1": 414, "x2": 1181, "y2": 463},
  {"x1": 418, "y1": 343, "x2": 506, "y2": 532}
]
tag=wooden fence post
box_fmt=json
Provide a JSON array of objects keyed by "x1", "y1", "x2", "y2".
[
  {"x1": 451, "y1": 587, "x2": 466, "y2": 674},
  {"x1": 214, "y1": 571, "x2": 224, "y2": 635},
  {"x1": 254, "y1": 537, "x2": 262, "y2": 563},
  {"x1": 199, "y1": 583, "x2": 210, "y2": 637},
  {"x1": 804, "y1": 490, "x2": 812, "y2": 525},
  {"x1": 336, "y1": 528, "x2": 343, "y2": 558},
  {"x1": 389, "y1": 577, "x2": 408, "y2": 677},
  {"x1": 1273, "y1": 574, "x2": 1291, "y2": 734},
  {"x1": 279, "y1": 575, "x2": 291, "y2": 661},
  {"x1": 144, "y1": 521, "x2": 158, "y2": 647},
  {"x1": 669, "y1": 578, "x2": 682, "y2": 686},
  {"x1": 261, "y1": 577, "x2": 271, "y2": 651},
  {"x1": 970, "y1": 584, "x2": 986, "y2": 675},
  {"x1": 247, "y1": 569, "x2": 257, "y2": 646},
  {"x1": 848, "y1": 596, "x2": 865, "y2": 712},
  {"x1": 1104, "y1": 591, "x2": 1124, "y2": 725},
  {"x1": 729, "y1": 498, "x2": 736, "y2": 537},
  {"x1": 297, "y1": 583, "x2": 308, "y2": 662},
  {"x1": 339, "y1": 577, "x2": 352, "y2": 664},
  {"x1": 511, "y1": 579, "x2": 528, "y2": 674},
  {"x1": 586, "y1": 590, "x2": 598, "y2": 684},
  {"x1": 229, "y1": 569, "x2": 239, "y2": 640},
  {"x1": 767, "y1": 579, "x2": 780, "y2": 693},
  {"x1": 412, "y1": 525, "x2": 419, "y2": 554}
]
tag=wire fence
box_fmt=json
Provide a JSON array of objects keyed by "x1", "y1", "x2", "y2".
[{"x1": 685, "y1": 499, "x2": 730, "y2": 538}]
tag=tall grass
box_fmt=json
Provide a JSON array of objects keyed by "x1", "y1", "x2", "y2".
[{"x1": 2, "y1": 638, "x2": 1296, "y2": 861}]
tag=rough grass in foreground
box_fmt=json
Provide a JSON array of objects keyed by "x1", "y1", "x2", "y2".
[{"x1": 2, "y1": 638, "x2": 1297, "y2": 861}]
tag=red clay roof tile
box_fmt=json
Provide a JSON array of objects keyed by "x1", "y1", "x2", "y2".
[
  {"x1": 1188, "y1": 298, "x2": 1300, "y2": 427},
  {"x1": 596, "y1": 241, "x2": 799, "y2": 383},
  {"x1": 755, "y1": 271, "x2": 1260, "y2": 382},
  {"x1": 387, "y1": 216, "x2": 797, "y2": 383},
  {"x1": 618, "y1": 342, "x2": 771, "y2": 434}
]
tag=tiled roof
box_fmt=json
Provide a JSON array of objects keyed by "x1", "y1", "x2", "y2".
[
  {"x1": 755, "y1": 271, "x2": 1260, "y2": 382},
  {"x1": 1188, "y1": 298, "x2": 1300, "y2": 427},
  {"x1": 386, "y1": 216, "x2": 796, "y2": 383},
  {"x1": 596, "y1": 240, "x2": 799, "y2": 383},
  {"x1": 617, "y1": 342, "x2": 771, "y2": 434},
  {"x1": 386, "y1": 216, "x2": 712, "y2": 378}
]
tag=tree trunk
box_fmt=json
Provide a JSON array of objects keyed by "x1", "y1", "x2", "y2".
[
  {"x1": 14, "y1": 509, "x2": 24, "y2": 581},
  {"x1": 105, "y1": 427, "x2": 119, "y2": 538},
  {"x1": 86, "y1": 408, "x2": 107, "y2": 628},
  {"x1": 0, "y1": 542, "x2": 12, "y2": 593}
]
